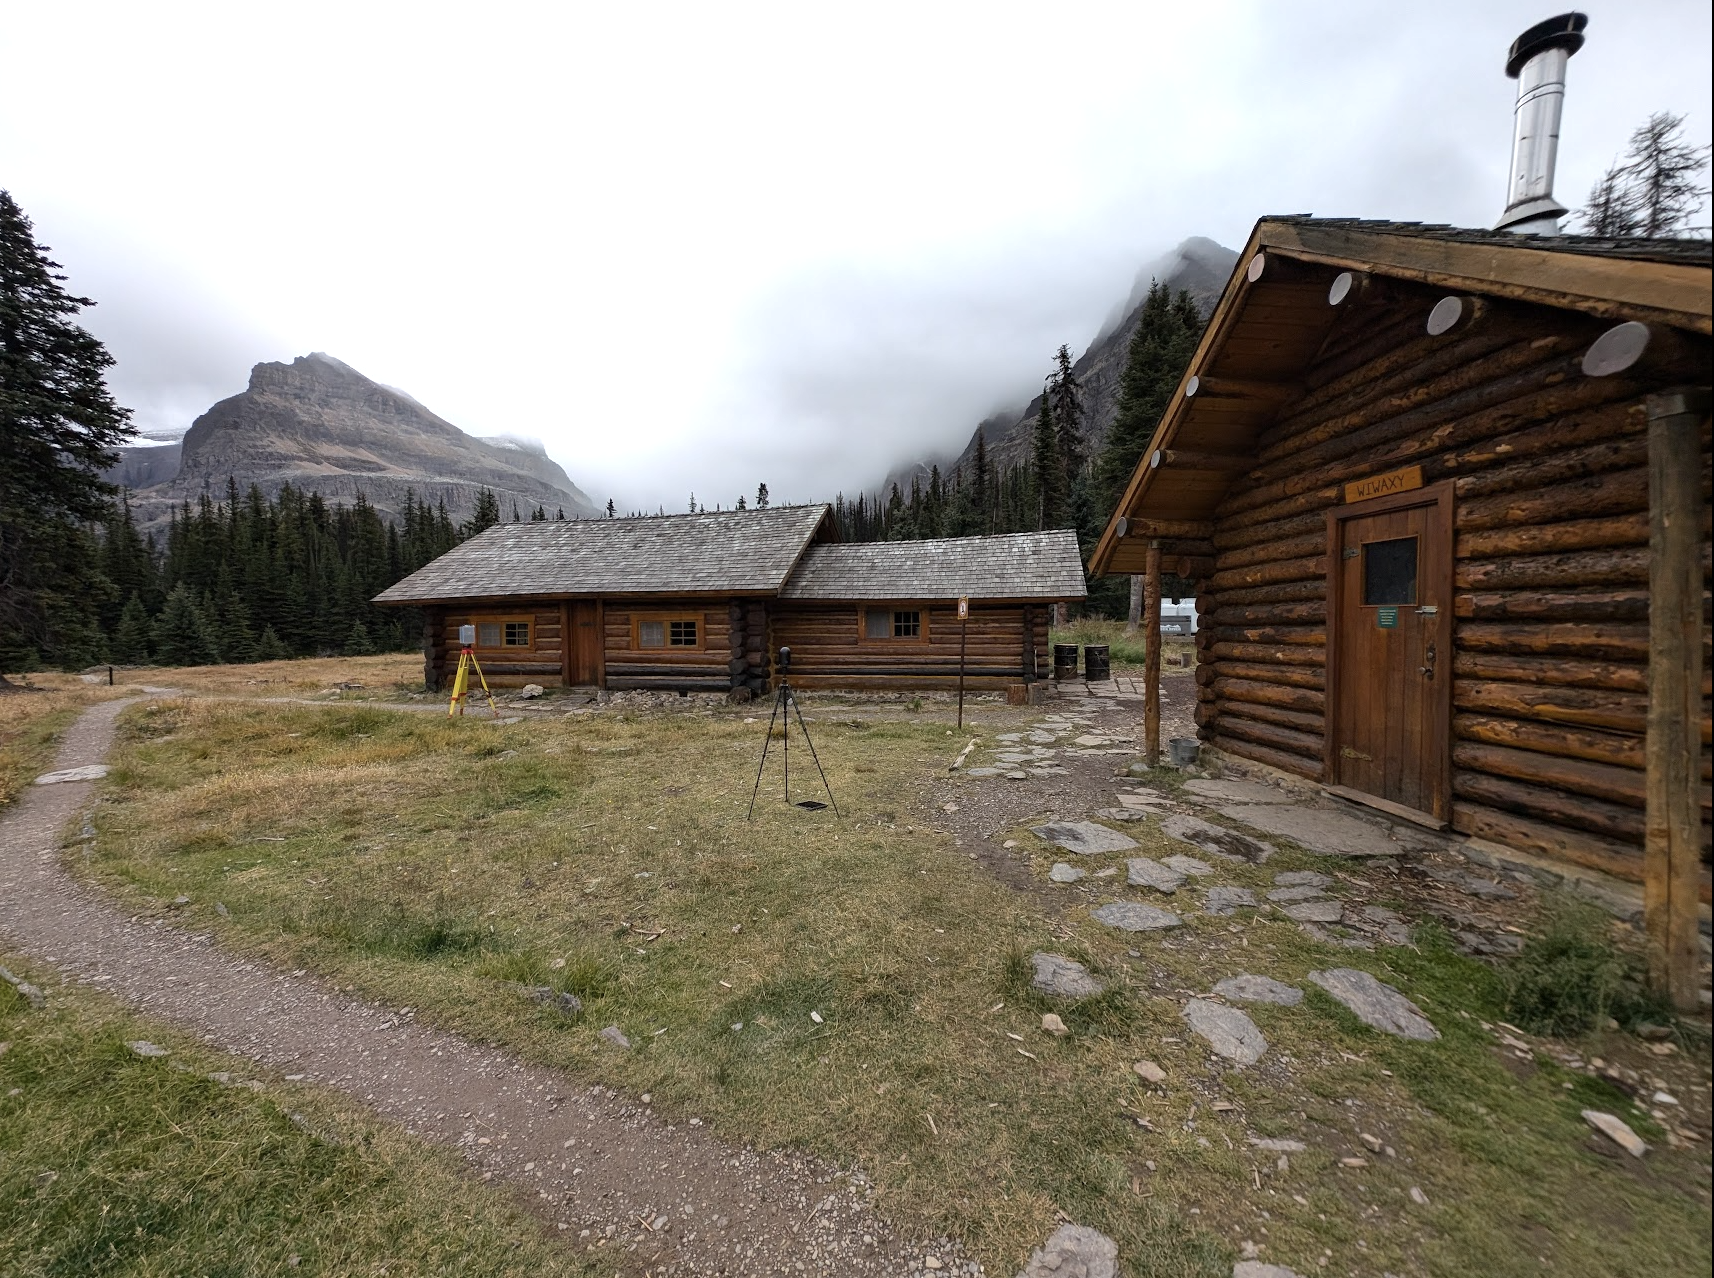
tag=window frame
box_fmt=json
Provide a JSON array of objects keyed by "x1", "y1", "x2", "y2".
[
  {"x1": 462, "y1": 614, "x2": 537, "y2": 652},
  {"x1": 630, "y1": 612, "x2": 706, "y2": 652},
  {"x1": 858, "y1": 606, "x2": 930, "y2": 645}
]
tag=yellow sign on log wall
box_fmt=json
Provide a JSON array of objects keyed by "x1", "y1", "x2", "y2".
[{"x1": 1344, "y1": 465, "x2": 1424, "y2": 504}]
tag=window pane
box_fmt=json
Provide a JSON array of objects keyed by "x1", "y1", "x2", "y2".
[
  {"x1": 1362, "y1": 537, "x2": 1418, "y2": 606},
  {"x1": 865, "y1": 609, "x2": 891, "y2": 639},
  {"x1": 669, "y1": 620, "x2": 698, "y2": 647},
  {"x1": 638, "y1": 621, "x2": 664, "y2": 648},
  {"x1": 503, "y1": 621, "x2": 530, "y2": 647},
  {"x1": 476, "y1": 622, "x2": 501, "y2": 648},
  {"x1": 893, "y1": 610, "x2": 921, "y2": 638}
]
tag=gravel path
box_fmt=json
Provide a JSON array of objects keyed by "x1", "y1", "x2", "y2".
[{"x1": 0, "y1": 697, "x2": 982, "y2": 1278}]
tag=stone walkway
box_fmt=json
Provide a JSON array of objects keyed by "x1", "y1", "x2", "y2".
[{"x1": 0, "y1": 697, "x2": 981, "y2": 1278}]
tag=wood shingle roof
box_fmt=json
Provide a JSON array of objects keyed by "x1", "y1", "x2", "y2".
[
  {"x1": 374, "y1": 504, "x2": 834, "y2": 604},
  {"x1": 778, "y1": 530, "x2": 1087, "y2": 601}
]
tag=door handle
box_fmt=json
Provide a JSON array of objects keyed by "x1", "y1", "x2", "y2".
[{"x1": 1420, "y1": 641, "x2": 1437, "y2": 680}]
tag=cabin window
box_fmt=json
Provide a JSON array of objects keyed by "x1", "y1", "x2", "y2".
[
  {"x1": 1362, "y1": 537, "x2": 1418, "y2": 606},
  {"x1": 634, "y1": 615, "x2": 702, "y2": 649},
  {"x1": 863, "y1": 608, "x2": 924, "y2": 640},
  {"x1": 469, "y1": 617, "x2": 533, "y2": 649}
]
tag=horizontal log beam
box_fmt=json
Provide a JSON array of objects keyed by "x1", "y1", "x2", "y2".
[
  {"x1": 1455, "y1": 512, "x2": 1651, "y2": 560},
  {"x1": 1453, "y1": 770, "x2": 1645, "y2": 841},
  {"x1": 1451, "y1": 801, "x2": 1642, "y2": 882},
  {"x1": 1215, "y1": 700, "x2": 1326, "y2": 734},
  {"x1": 1455, "y1": 620, "x2": 1650, "y2": 660},
  {"x1": 1455, "y1": 589, "x2": 1651, "y2": 623},
  {"x1": 1210, "y1": 641, "x2": 1326, "y2": 667},
  {"x1": 1211, "y1": 677, "x2": 1325, "y2": 712},
  {"x1": 1453, "y1": 679, "x2": 1648, "y2": 734},
  {"x1": 1212, "y1": 734, "x2": 1323, "y2": 780},
  {"x1": 1452, "y1": 651, "x2": 1652, "y2": 693},
  {"x1": 1454, "y1": 547, "x2": 1650, "y2": 591},
  {"x1": 1453, "y1": 740, "x2": 1647, "y2": 809},
  {"x1": 1454, "y1": 711, "x2": 1643, "y2": 769}
]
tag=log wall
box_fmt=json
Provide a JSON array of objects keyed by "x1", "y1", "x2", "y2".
[
  {"x1": 602, "y1": 599, "x2": 741, "y2": 693},
  {"x1": 770, "y1": 603, "x2": 1050, "y2": 690},
  {"x1": 1194, "y1": 296, "x2": 1713, "y2": 886},
  {"x1": 427, "y1": 606, "x2": 565, "y2": 689}
]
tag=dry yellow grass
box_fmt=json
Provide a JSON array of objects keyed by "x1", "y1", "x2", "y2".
[{"x1": 0, "y1": 681, "x2": 129, "y2": 809}]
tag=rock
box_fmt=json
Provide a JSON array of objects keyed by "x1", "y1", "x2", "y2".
[
  {"x1": 33, "y1": 765, "x2": 110, "y2": 785},
  {"x1": 1183, "y1": 999, "x2": 1267, "y2": 1065},
  {"x1": 966, "y1": 767, "x2": 1001, "y2": 777},
  {"x1": 1215, "y1": 974, "x2": 1303, "y2": 1006},
  {"x1": 1409, "y1": 1186, "x2": 1429, "y2": 1205},
  {"x1": 1092, "y1": 902, "x2": 1182, "y2": 932},
  {"x1": 1016, "y1": 1223, "x2": 1118, "y2": 1278},
  {"x1": 1042, "y1": 1013, "x2": 1070, "y2": 1038},
  {"x1": 1005, "y1": 771, "x2": 1029, "y2": 781},
  {"x1": 597, "y1": 1025, "x2": 631, "y2": 1049},
  {"x1": 529, "y1": 987, "x2": 584, "y2": 1017},
  {"x1": 1031, "y1": 953, "x2": 1106, "y2": 999},
  {"x1": 1634, "y1": 1022, "x2": 1673, "y2": 1042},
  {"x1": 1162, "y1": 854, "x2": 1214, "y2": 876},
  {"x1": 1033, "y1": 821, "x2": 1138, "y2": 855},
  {"x1": 1458, "y1": 874, "x2": 1516, "y2": 900},
  {"x1": 1161, "y1": 814, "x2": 1275, "y2": 864},
  {"x1": 1247, "y1": 1137, "x2": 1307, "y2": 1153},
  {"x1": 1307, "y1": 968, "x2": 1439, "y2": 1041},
  {"x1": 1266, "y1": 885, "x2": 1328, "y2": 903},
  {"x1": 1282, "y1": 900, "x2": 1344, "y2": 924},
  {"x1": 1132, "y1": 1059, "x2": 1167, "y2": 1084},
  {"x1": 171, "y1": 894, "x2": 191, "y2": 907},
  {"x1": 0, "y1": 966, "x2": 46, "y2": 1008},
  {"x1": 1233, "y1": 1263, "x2": 1303, "y2": 1278},
  {"x1": 1582, "y1": 1110, "x2": 1649, "y2": 1157},
  {"x1": 1126, "y1": 858, "x2": 1186, "y2": 893},
  {"x1": 1073, "y1": 734, "x2": 1111, "y2": 747},
  {"x1": 1272, "y1": 870, "x2": 1332, "y2": 888},
  {"x1": 1359, "y1": 1132, "x2": 1383, "y2": 1152},
  {"x1": 127, "y1": 1041, "x2": 170, "y2": 1058},
  {"x1": 1183, "y1": 778, "x2": 1293, "y2": 804},
  {"x1": 215, "y1": 902, "x2": 230, "y2": 917},
  {"x1": 1218, "y1": 805, "x2": 1402, "y2": 857},
  {"x1": 1092, "y1": 808, "x2": 1151, "y2": 823},
  {"x1": 1049, "y1": 862, "x2": 1087, "y2": 884},
  {"x1": 519, "y1": 683, "x2": 545, "y2": 699},
  {"x1": 1203, "y1": 886, "x2": 1259, "y2": 915}
]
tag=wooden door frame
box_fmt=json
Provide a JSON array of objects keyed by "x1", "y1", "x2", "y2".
[
  {"x1": 559, "y1": 600, "x2": 606, "y2": 688},
  {"x1": 1322, "y1": 480, "x2": 1455, "y2": 821}
]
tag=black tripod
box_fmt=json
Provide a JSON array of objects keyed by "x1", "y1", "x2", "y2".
[{"x1": 747, "y1": 647, "x2": 839, "y2": 818}]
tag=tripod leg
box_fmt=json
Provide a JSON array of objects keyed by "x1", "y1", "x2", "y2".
[
  {"x1": 746, "y1": 684, "x2": 786, "y2": 819},
  {"x1": 471, "y1": 654, "x2": 499, "y2": 717},
  {"x1": 788, "y1": 688, "x2": 840, "y2": 817}
]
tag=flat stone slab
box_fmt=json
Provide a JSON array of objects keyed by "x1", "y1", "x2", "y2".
[
  {"x1": 1117, "y1": 791, "x2": 1174, "y2": 810},
  {"x1": 1162, "y1": 854, "x2": 1215, "y2": 877},
  {"x1": 1033, "y1": 821, "x2": 1138, "y2": 856},
  {"x1": 965, "y1": 767, "x2": 1002, "y2": 777},
  {"x1": 1126, "y1": 858, "x2": 1186, "y2": 893},
  {"x1": 1183, "y1": 999, "x2": 1267, "y2": 1065},
  {"x1": 1218, "y1": 805, "x2": 1402, "y2": 857},
  {"x1": 1308, "y1": 968, "x2": 1439, "y2": 1040},
  {"x1": 1203, "y1": 886, "x2": 1259, "y2": 915},
  {"x1": 1049, "y1": 862, "x2": 1087, "y2": 884},
  {"x1": 34, "y1": 765, "x2": 109, "y2": 785},
  {"x1": 1215, "y1": 974, "x2": 1303, "y2": 1006},
  {"x1": 1267, "y1": 885, "x2": 1328, "y2": 903},
  {"x1": 1161, "y1": 814, "x2": 1276, "y2": 864},
  {"x1": 1273, "y1": 870, "x2": 1333, "y2": 888},
  {"x1": 1031, "y1": 953, "x2": 1105, "y2": 999},
  {"x1": 1091, "y1": 901, "x2": 1182, "y2": 932},
  {"x1": 1282, "y1": 900, "x2": 1344, "y2": 924},
  {"x1": 1234, "y1": 1264, "x2": 1303, "y2": 1278},
  {"x1": 1183, "y1": 778, "x2": 1293, "y2": 804},
  {"x1": 1017, "y1": 1224, "x2": 1118, "y2": 1278},
  {"x1": 1247, "y1": 1137, "x2": 1308, "y2": 1153}
]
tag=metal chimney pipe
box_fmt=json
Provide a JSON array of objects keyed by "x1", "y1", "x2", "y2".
[{"x1": 1494, "y1": 12, "x2": 1588, "y2": 235}]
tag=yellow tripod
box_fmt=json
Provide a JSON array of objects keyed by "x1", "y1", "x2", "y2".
[{"x1": 447, "y1": 642, "x2": 499, "y2": 717}]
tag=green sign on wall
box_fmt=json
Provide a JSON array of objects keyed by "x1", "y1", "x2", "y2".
[{"x1": 1376, "y1": 607, "x2": 1399, "y2": 629}]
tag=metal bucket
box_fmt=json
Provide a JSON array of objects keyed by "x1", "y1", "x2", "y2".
[
  {"x1": 1168, "y1": 737, "x2": 1200, "y2": 767},
  {"x1": 1052, "y1": 643, "x2": 1079, "y2": 681},
  {"x1": 1083, "y1": 644, "x2": 1111, "y2": 682}
]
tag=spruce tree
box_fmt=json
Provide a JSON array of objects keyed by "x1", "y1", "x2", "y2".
[
  {"x1": 1050, "y1": 344, "x2": 1085, "y2": 483},
  {"x1": 1031, "y1": 390, "x2": 1065, "y2": 530},
  {"x1": 344, "y1": 620, "x2": 376, "y2": 656},
  {"x1": 755, "y1": 483, "x2": 770, "y2": 509},
  {"x1": 152, "y1": 584, "x2": 221, "y2": 666},
  {"x1": 1094, "y1": 282, "x2": 1205, "y2": 515},
  {"x1": 256, "y1": 625, "x2": 288, "y2": 662},
  {"x1": 0, "y1": 190, "x2": 133, "y2": 678},
  {"x1": 112, "y1": 592, "x2": 153, "y2": 664}
]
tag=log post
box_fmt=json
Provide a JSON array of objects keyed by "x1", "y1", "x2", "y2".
[
  {"x1": 1144, "y1": 540, "x2": 1162, "y2": 765},
  {"x1": 1126, "y1": 574, "x2": 1143, "y2": 636},
  {"x1": 1644, "y1": 387, "x2": 1709, "y2": 1011}
]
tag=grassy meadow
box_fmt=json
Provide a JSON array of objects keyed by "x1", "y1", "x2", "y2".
[
  {"x1": 57, "y1": 687, "x2": 1710, "y2": 1278},
  {"x1": 0, "y1": 952, "x2": 608, "y2": 1278}
]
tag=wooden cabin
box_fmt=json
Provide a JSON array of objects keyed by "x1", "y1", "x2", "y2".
[
  {"x1": 1088, "y1": 217, "x2": 1710, "y2": 993},
  {"x1": 374, "y1": 506, "x2": 1084, "y2": 695}
]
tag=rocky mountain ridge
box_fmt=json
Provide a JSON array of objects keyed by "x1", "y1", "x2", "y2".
[
  {"x1": 874, "y1": 236, "x2": 1238, "y2": 498},
  {"x1": 113, "y1": 353, "x2": 599, "y2": 530}
]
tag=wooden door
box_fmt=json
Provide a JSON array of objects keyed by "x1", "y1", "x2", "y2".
[
  {"x1": 565, "y1": 602, "x2": 603, "y2": 686},
  {"x1": 1329, "y1": 487, "x2": 1452, "y2": 820}
]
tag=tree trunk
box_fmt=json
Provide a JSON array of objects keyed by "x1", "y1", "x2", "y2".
[{"x1": 1125, "y1": 575, "x2": 1143, "y2": 636}]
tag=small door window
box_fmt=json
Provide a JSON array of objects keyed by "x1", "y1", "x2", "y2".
[{"x1": 1362, "y1": 537, "x2": 1418, "y2": 606}]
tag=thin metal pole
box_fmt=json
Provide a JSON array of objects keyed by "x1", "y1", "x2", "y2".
[
  {"x1": 747, "y1": 683, "x2": 785, "y2": 819},
  {"x1": 782, "y1": 683, "x2": 790, "y2": 804},
  {"x1": 788, "y1": 688, "x2": 841, "y2": 816},
  {"x1": 957, "y1": 609, "x2": 967, "y2": 730}
]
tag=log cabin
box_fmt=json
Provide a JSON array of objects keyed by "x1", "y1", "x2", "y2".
[
  {"x1": 1087, "y1": 214, "x2": 1712, "y2": 1003},
  {"x1": 374, "y1": 506, "x2": 1084, "y2": 696}
]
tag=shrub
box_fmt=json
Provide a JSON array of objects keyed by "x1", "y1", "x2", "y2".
[{"x1": 1502, "y1": 899, "x2": 1663, "y2": 1036}]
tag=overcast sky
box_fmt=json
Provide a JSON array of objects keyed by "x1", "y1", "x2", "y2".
[{"x1": 4, "y1": 1, "x2": 1709, "y2": 511}]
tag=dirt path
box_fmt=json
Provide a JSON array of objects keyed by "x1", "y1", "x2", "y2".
[{"x1": 0, "y1": 698, "x2": 980, "y2": 1278}]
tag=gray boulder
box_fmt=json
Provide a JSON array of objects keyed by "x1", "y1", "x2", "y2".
[
  {"x1": 1016, "y1": 1224, "x2": 1118, "y2": 1278},
  {"x1": 1307, "y1": 968, "x2": 1439, "y2": 1040},
  {"x1": 1031, "y1": 953, "x2": 1105, "y2": 999},
  {"x1": 1126, "y1": 858, "x2": 1186, "y2": 893},
  {"x1": 1183, "y1": 999, "x2": 1267, "y2": 1065}
]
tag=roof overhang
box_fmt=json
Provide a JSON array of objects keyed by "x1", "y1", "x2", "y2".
[{"x1": 1088, "y1": 217, "x2": 1713, "y2": 577}]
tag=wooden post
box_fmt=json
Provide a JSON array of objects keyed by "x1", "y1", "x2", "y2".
[
  {"x1": 956, "y1": 596, "x2": 969, "y2": 730},
  {"x1": 1644, "y1": 387, "x2": 1709, "y2": 1011},
  {"x1": 1144, "y1": 540, "x2": 1162, "y2": 765}
]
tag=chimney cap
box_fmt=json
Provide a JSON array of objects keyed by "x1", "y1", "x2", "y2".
[{"x1": 1506, "y1": 12, "x2": 1588, "y2": 78}]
